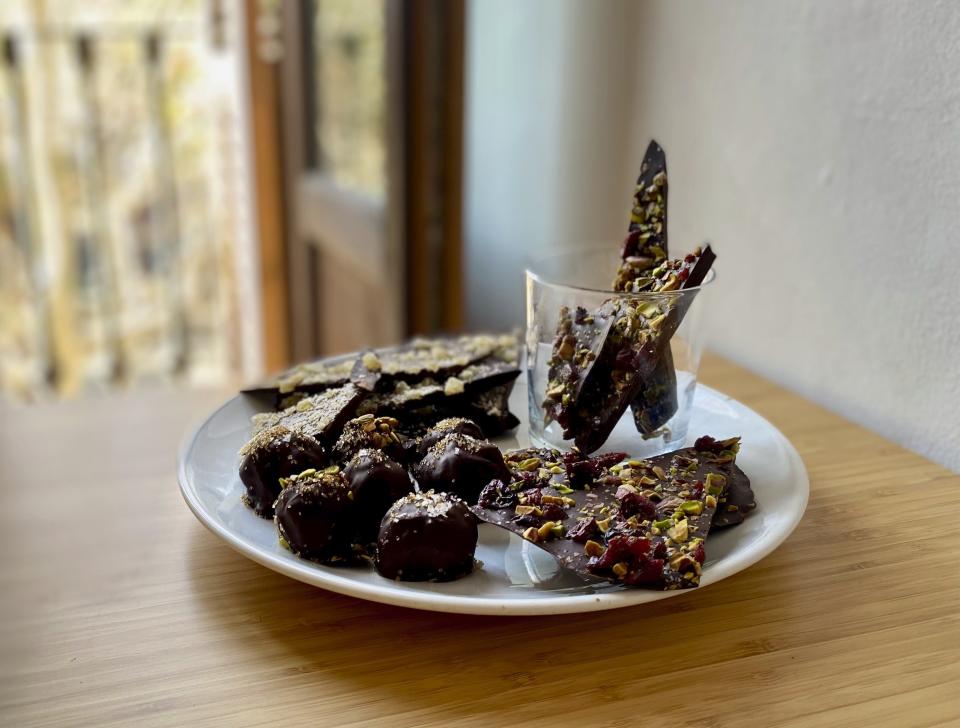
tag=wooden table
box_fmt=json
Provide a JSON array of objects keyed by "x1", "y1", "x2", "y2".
[{"x1": 2, "y1": 355, "x2": 958, "y2": 727}]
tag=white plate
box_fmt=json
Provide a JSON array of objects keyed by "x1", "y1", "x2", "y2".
[{"x1": 178, "y1": 380, "x2": 808, "y2": 615}]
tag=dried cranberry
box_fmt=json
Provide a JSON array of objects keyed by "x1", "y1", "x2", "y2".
[
  {"x1": 521, "y1": 488, "x2": 543, "y2": 506},
  {"x1": 516, "y1": 513, "x2": 544, "y2": 528},
  {"x1": 691, "y1": 542, "x2": 706, "y2": 564},
  {"x1": 540, "y1": 503, "x2": 567, "y2": 521},
  {"x1": 567, "y1": 517, "x2": 600, "y2": 544},
  {"x1": 694, "y1": 435, "x2": 723, "y2": 453},
  {"x1": 690, "y1": 481, "x2": 704, "y2": 499},
  {"x1": 587, "y1": 536, "x2": 665, "y2": 587},
  {"x1": 477, "y1": 480, "x2": 517, "y2": 510},
  {"x1": 573, "y1": 306, "x2": 591, "y2": 325},
  {"x1": 621, "y1": 558, "x2": 665, "y2": 586},
  {"x1": 618, "y1": 492, "x2": 657, "y2": 520}
]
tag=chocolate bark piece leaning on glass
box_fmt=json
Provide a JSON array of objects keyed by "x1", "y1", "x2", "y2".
[
  {"x1": 614, "y1": 140, "x2": 680, "y2": 437},
  {"x1": 542, "y1": 304, "x2": 616, "y2": 435},
  {"x1": 569, "y1": 245, "x2": 716, "y2": 453},
  {"x1": 474, "y1": 436, "x2": 749, "y2": 589}
]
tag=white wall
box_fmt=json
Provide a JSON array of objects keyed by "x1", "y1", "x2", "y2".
[
  {"x1": 463, "y1": 0, "x2": 639, "y2": 328},
  {"x1": 625, "y1": 1, "x2": 960, "y2": 471},
  {"x1": 465, "y1": 1, "x2": 960, "y2": 471}
]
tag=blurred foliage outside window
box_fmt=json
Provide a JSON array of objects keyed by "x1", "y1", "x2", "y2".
[
  {"x1": 313, "y1": 0, "x2": 385, "y2": 198},
  {"x1": 0, "y1": 0, "x2": 251, "y2": 400}
]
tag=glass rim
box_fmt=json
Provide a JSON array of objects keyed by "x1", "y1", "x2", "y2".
[{"x1": 524, "y1": 247, "x2": 717, "y2": 296}]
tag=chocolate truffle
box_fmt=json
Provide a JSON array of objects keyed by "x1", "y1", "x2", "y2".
[
  {"x1": 375, "y1": 490, "x2": 478, "y2": 581},
  {"x1": 274, "y1": 470, "x2": 360, "y2": 564},
  {"x1": 417, "y1": 417, "x2": 485, "y2": 457},
  {"x1": 332, "y1": 414, "x2": 406, "y2": 463},
  {"x1": 239, "y1": 425, "x2": 327, "y2": 517},
  {"x1": 342, "y1": 448, "x2": 413, "y2": 541},
  {"x1": 412, "y1": 432, "x2": 511, "y2": 503}
]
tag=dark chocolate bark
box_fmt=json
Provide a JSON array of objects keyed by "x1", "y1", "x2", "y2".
[
  {"x1": 251, "y1": 384, "x2": 364, "y2": 445},
  {"x1": 542, "y1": 305, "x2": 615, "y2": 434},
  {"x1": 630, "y1": 353, "x2": 678, "y2": 436},
  {"x1": 351, "y1": 334, "x2": 519, "y2": 392},
  {"x1": 375, "y1": 491, "x2": 478, "y2": 581},
  {"x1": 568, "y1": 246, "x2": 716, "y2": 453},
  {"x1": 474, "y1": 437, "x2": 750, "y2": 589},
  {"x1": 242, "y1": 357, "x2": 356, "y2": 397},
  {"x1": 612, "y1": 139, "x2": 670, "y2": 292}
]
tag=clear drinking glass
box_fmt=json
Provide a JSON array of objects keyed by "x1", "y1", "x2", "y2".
[{"x1": 525, "y1": 248, "x2": 715, "y2": 457}]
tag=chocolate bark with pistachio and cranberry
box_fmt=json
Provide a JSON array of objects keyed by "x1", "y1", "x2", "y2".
[
  {"x1": 567, "y1": 245, "x2": 716, "y2": 453},
  {"x1": 542, "y1": 304, "x2": 616, "y2": 434},
  {"x1": 621, "y1": 139, "x2": 669, "y2": 265},
  {"x1": 474, "y1": 436, "x2": 749, "y2": 589},
  {"x1": 351, "y1": 334, "x2": 519, "y2": 392},
  {"x1": 614, "y1": 141, "x2": 679, "y2": 438}
]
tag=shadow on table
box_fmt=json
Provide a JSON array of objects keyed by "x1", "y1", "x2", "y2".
[{"x1": 186, "y1": 524, "x2": 793, "y2": 722}]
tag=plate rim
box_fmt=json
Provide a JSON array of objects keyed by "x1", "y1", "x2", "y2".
[{"x1": 177, "y1": 383, "x2": 809, "y2": 616}]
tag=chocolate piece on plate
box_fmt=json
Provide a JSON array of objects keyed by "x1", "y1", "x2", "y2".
[
  {"x1": 238, "y1": 425, "x2": 328, "y2": 517},
  {"x1": 474, "y1": 437, "x2": 751, "y2": 589},
  {"x1": 375, "y1": 490, "x2": 478, "y2": 582},
  {"x1": 351, "y1": 334, "x2": 519, "y2": 392},
  {"x1": 274, "y1": 469, "x2": 363, "y2": 564},
  {"x1": 356, "y1": 355, "x2": 520, "y2": 421},
  {"x1": 691, "y1": 435, "x2": 757, "y2": 528},
  {"x1": 331, "y1": 414, "x2": 407, "y2": 463},
  {"x1": 412, "y1": 432, "x2": 511, "y2": 504},
  {"x1": 252, "y1": 384, "x2": 364, "y2": 445},
  {"x1": 342, "y1": 448, "x2": 414, "y2": 541},
  {"x1": 242, "y1": 356, "x2": 356, "y2": 397}
]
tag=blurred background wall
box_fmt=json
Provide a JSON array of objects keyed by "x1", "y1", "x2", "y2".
[
  {"x1": 1, "y1": 1, "x2": 957, "y2": 472},
  {"x1": 465, "y1": 1, "x2": 960, "y2": 471}
]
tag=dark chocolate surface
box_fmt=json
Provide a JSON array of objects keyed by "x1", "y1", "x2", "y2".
[
  {"x1": 375, "y1": 491, "x2": 478, "y2": 581},
  {"x1": 351, "y1": 334, "x2": 519, "y2": 392},
  {"x1": 252, "y1": 384, "x2": 364, "y2": 445}
]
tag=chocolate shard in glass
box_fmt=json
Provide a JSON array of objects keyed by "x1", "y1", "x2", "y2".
[
  {"x1": 474, "y1": 437, "x2": 750, "y2": 590},
  {"x1": 542, "y1": 304, "x2": 615, "y2": 435},
  {"x1": 569, "y1": 245, "x2": 715, "y2": 453},
  {"x1": 619, "y1": 139, "x2": 669, "y2": 269},
  {"x1": 630, "y1": 355, "x2": 678, "y2": 436}
]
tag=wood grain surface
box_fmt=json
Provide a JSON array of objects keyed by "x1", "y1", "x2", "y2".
[{"x1": 1, "y1": 354, "x2": 958, "y2": 727}]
